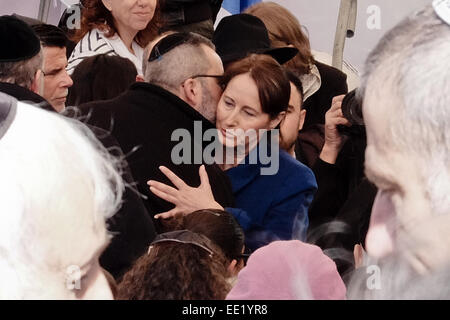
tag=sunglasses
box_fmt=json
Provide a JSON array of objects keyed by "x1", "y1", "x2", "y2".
[{"x1": 236, "y1": 247, "x2": 252, "y2": 265}]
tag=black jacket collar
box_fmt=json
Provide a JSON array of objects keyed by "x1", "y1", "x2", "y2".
[{"x1": 0, "y1": 82, "x2": 54, "y2": 112}]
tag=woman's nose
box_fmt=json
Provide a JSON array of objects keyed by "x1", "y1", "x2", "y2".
[{"x1": 223, "y1": 110, "x2": 239, "y2": 128}]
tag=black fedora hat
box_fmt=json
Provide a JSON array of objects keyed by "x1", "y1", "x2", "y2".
[{"x1": 213, "y1": 13, "x2": 298, "y2": 65}]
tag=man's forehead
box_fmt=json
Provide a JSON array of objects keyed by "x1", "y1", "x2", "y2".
[
  {"x1": 43, "y1": 47, "x2": 68, "y2": 69},
  {"x1": 201, "y1": 45, "x2": 223, "y2": 72}
]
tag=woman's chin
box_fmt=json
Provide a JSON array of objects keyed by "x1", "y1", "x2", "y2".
[{"x1": 131, "y1": 21, "x2": 151, "y2": 31}]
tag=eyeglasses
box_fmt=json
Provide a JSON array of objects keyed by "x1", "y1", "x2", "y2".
[
  {"x1": 190, "y1": 74, "x2": 223, "y2": 80},
  {"x1": 180, "y1": 74, "x2": 223, "y2": 87},
  {"x1": 236, "y1": 247, "x2": 252, "y2": 265}
]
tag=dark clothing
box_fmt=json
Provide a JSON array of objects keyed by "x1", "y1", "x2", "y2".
[
  {"x1": 296, "y1": 61, "x2": 348, "y2": 168},
  {"x1": 163, "y1": 0, "x2": 223, "y2": 24},
  {"x1": 295, "y1": 124, "x2": 325, "y2": 168},
  {"x1": 306, "y1": 135, "x2": 376, "y2": 277},
  {"x1": 302, "y1": 61, "x2": 349, "y2": 129},
  {"x1": 92, "y1": 127, "x2": 157, "y2": 280},
  {"x1": 0, "y1": 82, "x2": 53, "y2": 111},
  {"x1": 79, "y1": 82, "x2": 235, "y2": 228},
  {"x1": 288, "y1": 60, "x2": 371, "y2": 276}
]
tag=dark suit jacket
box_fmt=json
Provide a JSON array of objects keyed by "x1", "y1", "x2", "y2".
[{"x1": 79, "y1": 82, "x2": 235, "y2": 224}]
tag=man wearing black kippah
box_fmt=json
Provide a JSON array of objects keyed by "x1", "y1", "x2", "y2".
[
  {"x1": 78, "y1": 32, "x2": 235, "y2": 232},
  {"x1": 0, "y1": 15, "x2": 52, "y2": 111}
]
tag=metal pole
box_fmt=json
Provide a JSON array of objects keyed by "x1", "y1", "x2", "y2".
[
  {"x1": 332, "y1": 0, "x2": 357, "y2": 70},
  {"x1": 38, "y1": 0, "x2": 52, "y2": 23}
]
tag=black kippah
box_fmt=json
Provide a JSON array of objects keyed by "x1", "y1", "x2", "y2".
[
  {"x1": 149, "y1": 32, "x2": 191, "y2": 62},
  {"x1": 0, "y1": 15, "x2": 41, "y2": 63}
]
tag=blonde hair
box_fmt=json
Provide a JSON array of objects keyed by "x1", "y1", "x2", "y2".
[{"x1": 245, "y1": 2, "x2": 314, "y2": 75}]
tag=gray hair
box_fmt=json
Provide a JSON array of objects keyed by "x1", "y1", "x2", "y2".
[
  {"x1": 0, "y1": 49, "x2": 43, "y2": 89},
  {"x1": 347, "y1": 251, "x2": 450, "y2": 300},
  {"x1": 361, "y1": 5, "x2": 450, "y2": 216},
  {"x1": 143, "y1": 32, "x2": 215, "y2": 93}
]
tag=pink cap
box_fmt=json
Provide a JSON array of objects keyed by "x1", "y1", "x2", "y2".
[{"x1": 226, "y1": 240, "x2": 346, "y2": 300}]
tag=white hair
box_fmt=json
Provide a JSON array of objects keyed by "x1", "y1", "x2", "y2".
[
  {"x1": 0, "y1": 101, "x2": 124, "y2": 299},
  {"x1": 347, "y1": 253, "x2": 450, "y2": 300},
  {"x1": 361, "y1": 5, "x2": 450, "y2": 216}
]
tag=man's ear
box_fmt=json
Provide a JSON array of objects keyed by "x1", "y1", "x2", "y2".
[
  {"x1": 136, "y1": 75, "x2": 145, "y2": 82},
  {"x1": 298, "y1": 109, "x2": 306, "y2": 131},
  {"x1": 269, "y1": 111, "x2": 286, "y2": 130},
  {"x1": 30, "y1": 70, "x2": 43, "y2": 95},
  {"x1": 180, "y1": 78, "x2": 201, "y2": 107},
  {"x1": 101, "y1": 0, "x2": 112, "y2": 11}
]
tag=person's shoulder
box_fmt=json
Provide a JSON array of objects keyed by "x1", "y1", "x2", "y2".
[
  {"x1": 67, "y1": 29, "x2": 116, "y2": 73},
  {"x1": 314, "y1": 61, "x2": 347, "y2": 83},
  {"x1": 70, "y1": 29, "x2": 114, "y2": 58},
  {"x1": 279, "y1": 151, "x2": 316, "y2": 185}
]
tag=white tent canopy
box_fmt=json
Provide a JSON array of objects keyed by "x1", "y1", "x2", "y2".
[{"x1": 1, "y1": 0, "x2": 431, "y2": 82}]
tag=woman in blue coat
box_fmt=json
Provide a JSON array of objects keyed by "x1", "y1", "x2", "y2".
[{"x1": 148, "y1": 54, "x2": 317, "y2": 251}]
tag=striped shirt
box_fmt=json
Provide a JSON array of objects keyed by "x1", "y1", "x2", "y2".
[{"x1": 67, "y1": 28, "x2": 144, "y2": 75}]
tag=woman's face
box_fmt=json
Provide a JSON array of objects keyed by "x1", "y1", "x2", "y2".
[
  {"x1": 102, "y1": 0, "x2": 156, "y2": 34},
  {"x1": 216, "y1": 73, "x2": 280, "y2": 149}
]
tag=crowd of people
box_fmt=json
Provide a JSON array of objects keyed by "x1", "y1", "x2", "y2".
[{"x1": 0, "y1": 0, "x2": 449, "y2": 300}]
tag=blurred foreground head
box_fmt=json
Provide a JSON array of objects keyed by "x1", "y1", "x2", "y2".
[
  {"x1": 361, "y1": 3, "x2": 450, "y2": 273},
  {"x1": 226, "y1": 240, "x2": 346, "y2": 300},
  {"x1": 0, "y1": 93, "x2": 124, "y2": 299}
]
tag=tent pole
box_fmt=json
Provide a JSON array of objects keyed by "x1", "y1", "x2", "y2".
[
  {"x1": 38, "y1": 0, "x2": 52, "y2": 23},
  {"x1": 332, "y1": 0, "x2": 357, "y2": 70}
]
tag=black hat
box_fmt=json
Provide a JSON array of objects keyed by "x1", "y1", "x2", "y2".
[
  {"x1": 0, "y1": 15, "x2": 41, "y2": 63},
  {"x1": 212, "y1": 14, "x2": 298, "y2": 65},
  {"x1": 0, "y1": 92, "x2": 17, "y2": 141}
]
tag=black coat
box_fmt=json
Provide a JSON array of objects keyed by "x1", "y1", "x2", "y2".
[
  {"x1": 0, "y1": 82, "x2": 53, "y2": 112},
  {"x1": 92, "y1": 127, "x2": 157, "y2": 280},
  {"x1": 302, "y1": 61, "x2": 349, "y2": 129},
  {"x1": 306, "y1": 135, "x2": 377, "y2": 277},
  {"x1": 79, "y1": 82, "x2": 235, "y2": 227},
  {"x1": 296, "y1": 61, "x2": 348, "y2": 168}
]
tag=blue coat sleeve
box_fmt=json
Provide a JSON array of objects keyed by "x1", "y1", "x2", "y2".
[{"x1": 225, "y1": 207, "x2": 253, "y2": 232}]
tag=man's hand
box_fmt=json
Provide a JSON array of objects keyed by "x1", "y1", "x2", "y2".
[{"x1": 320, "y1": 95, "x2": 351, "y2": 164}]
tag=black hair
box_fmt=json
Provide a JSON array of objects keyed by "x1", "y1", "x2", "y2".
[
  {"x1": 181, "y1": 209, "x2": 246, "y2": 263},
  {"x1": 31, "y1": 24, "x2": 68, "y2": 48},
  {"x1": 67, "y1": 54, "x2": 137, "y2": 106},
  {"x1": 285, "y1": 69, "x2": 304, "y2": 100}
]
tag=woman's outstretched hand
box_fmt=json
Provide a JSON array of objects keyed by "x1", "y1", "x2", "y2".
[{"x1": 147, "y1": 165, "x2": 223, "y2": 219}]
